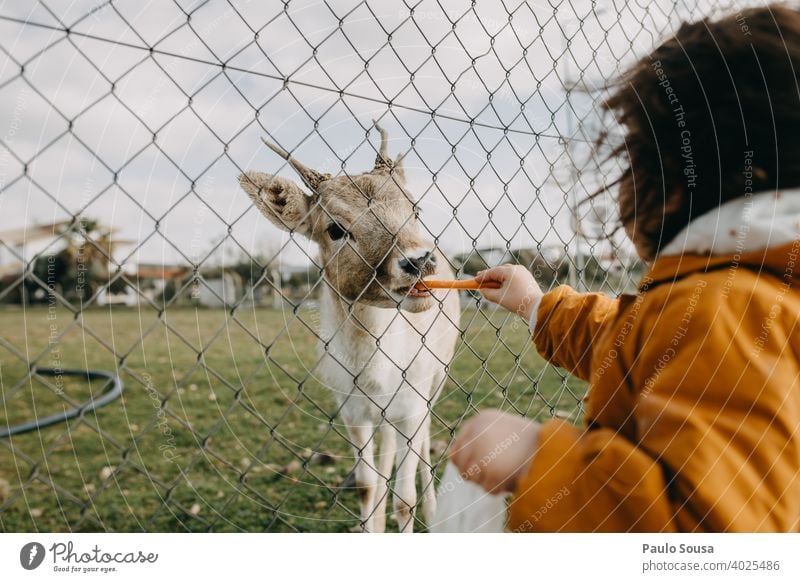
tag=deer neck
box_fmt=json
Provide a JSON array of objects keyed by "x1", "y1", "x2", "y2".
[{"x1": 318, "y1": 286, "x2": 393, "y2": 344}]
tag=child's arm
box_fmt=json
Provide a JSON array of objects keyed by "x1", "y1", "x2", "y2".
[
  {"x1": 450, "y1": 410, "x2": 676, "y2": 531},
  {"x1": 474, "y1": 265, "x2": 619, "y2": 381},
  {"x1": 461, "y1": 283, "x2": 800, "y2": 533},
  {"x1": 506, "y1": 417, "x2": 676, "y2": 532},
  {"x1": 531, "y1": 286, "x2": 619, "y2": 380}
]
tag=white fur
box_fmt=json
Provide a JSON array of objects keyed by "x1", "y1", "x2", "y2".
[{"x1": 319, "y1": 284, "x2": 460, "y2": 532}]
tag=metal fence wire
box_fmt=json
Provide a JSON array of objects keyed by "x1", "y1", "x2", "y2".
[{"x1": 0, "y1": 0, "x2": 752, "y2": 532}]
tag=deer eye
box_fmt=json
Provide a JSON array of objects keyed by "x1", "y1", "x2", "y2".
[{"x1": 327, "y1": 222, "x2": 349, "y2": 241}]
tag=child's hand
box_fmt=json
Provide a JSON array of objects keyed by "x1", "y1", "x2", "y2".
[
  {"x1": 474, "y1": 264, "x2": 543, "y2": 321},
  {"x1": 449, "y1": 409, "x2": 540, "y2": 494}
]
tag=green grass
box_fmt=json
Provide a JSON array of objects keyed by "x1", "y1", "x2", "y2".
[{"x1": 0, "y1": 304, "x2": 586, "y2": 532}]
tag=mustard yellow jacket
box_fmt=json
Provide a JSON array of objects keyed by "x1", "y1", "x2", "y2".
[{"x1": 508, "y1": 242, "x2": 800, "y2": 532}]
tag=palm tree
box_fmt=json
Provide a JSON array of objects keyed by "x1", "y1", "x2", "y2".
[{"x1": 27, "y1": 217, "x2": 127, "y2": 304}]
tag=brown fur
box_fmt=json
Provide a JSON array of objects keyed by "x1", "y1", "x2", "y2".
[{"x1": 239, "y1": 135, "x2": 435, "y2": 311}]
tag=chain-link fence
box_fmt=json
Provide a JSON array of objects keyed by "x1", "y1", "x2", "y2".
[{"x1": 0, "y1": 0, "x2": 752, "y2": 532}]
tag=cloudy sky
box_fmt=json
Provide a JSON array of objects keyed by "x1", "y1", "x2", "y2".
[{"x1": 0, "y1": 0, "x2": 756, "y2": 271}]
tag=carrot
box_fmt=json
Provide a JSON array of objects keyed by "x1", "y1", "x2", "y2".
[{"x1": 414, "y1": 278, "x2": 502, "y2": 291}]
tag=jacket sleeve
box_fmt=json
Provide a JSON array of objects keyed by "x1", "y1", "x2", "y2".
[
  {"x1": 506, "y1": 418, "x2": 676, "y2": 532},
  {"x1": 511, "y1": 279, "x2": 800, "y2": 532},
  {"x1": 532, "y1": 285, "x2": 619, "y2": 381}
]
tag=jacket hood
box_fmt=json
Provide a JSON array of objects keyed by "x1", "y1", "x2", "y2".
[
  {"x1": 660, "y1": 189, "x2": 800, "y2": 256},
  {"x1": 643, "y1": 190, "x2": 800, "y2": 291}
]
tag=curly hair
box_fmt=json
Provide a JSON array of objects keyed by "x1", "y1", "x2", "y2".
[{"x1": 601, "y1": 4, "x2": 800, "y2": 258}]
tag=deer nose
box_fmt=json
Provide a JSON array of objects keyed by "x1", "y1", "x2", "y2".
[{"x1": 398, "y1": 251, "x2": 437, "y2": 276}]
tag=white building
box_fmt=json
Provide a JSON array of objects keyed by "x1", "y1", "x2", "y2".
[{"x1": 0, "y1": 221, "x2": 71, "y2": 279}]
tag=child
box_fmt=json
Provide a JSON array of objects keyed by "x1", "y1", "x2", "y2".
[{"x1": 450, "y1": 5, "x2": 800, "y2": 532}]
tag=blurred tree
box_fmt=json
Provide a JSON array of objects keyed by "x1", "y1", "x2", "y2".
[{"x1": 23, "y1": 218, "x2": 122, "y2": 305}]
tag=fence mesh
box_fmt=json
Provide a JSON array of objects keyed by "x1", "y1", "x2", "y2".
[{"x1": 0, "y1": 0, "x2": 750, "y2": 532}]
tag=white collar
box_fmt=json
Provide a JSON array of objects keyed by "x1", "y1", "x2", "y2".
[{"x1": 658, "y1": 189, "x2": 800, "y2": 257}]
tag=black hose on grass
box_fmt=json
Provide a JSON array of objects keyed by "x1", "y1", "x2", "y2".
[{"x1": 0, "y1": 368, "x2": 123, "y2": 438}]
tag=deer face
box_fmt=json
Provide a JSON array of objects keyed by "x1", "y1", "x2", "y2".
[{"x1": 238, "y1": 125, "x2": 439, "y2": 312}]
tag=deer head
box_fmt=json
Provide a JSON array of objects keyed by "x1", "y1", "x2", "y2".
[{"x1": 238, "y1": 123, "x2": 439, "y2": 312}]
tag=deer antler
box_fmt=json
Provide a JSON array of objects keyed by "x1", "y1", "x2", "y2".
[
  {"x1": 372, "y1": 120, "x2": 394, "y2": 172},
  {"x1": 261, "y1": 138, "x2": 331, "y2": 190}
]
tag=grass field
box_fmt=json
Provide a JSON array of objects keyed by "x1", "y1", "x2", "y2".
[{"x1": 0, "y1": 304, "x2": 586, "y2": 532}]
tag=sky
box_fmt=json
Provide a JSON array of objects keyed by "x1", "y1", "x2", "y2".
[{"x1": 0, "y1": 0, "x2": 758, "y2": 272}]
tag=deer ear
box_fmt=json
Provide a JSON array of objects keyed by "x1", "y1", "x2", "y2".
[
  {"x1": 238, "y1": 172, "x2": 313, "y2": 235},
  {"x1": 391, "y1": 153, "x2": 406, "y2": 183}
]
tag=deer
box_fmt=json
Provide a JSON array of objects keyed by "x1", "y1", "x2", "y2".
[{"x1": 238, "y1": 124, "x2": 460, "y2": 532}]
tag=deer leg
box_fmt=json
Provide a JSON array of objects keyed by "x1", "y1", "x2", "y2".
[
  {"x1": 420, "y1": 370, "x2": 446, "y2": 529},
  {"x1": 372, "y1": 421, "x2": 396, "y2": 533},
  {"x1": 345, "y1": 422, "x2": 378, "y2": 533},
  {"x1": 392, "y1": 416, "x2": 425, "y2": 533},
  {"x1": 418, "y1": 416, "x2": 436, "y2": 528}
]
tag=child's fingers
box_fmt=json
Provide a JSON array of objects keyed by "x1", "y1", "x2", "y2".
[
  {"x1": 449, "y1": 423, "x2": 479, "y2": 479},
  {"x1": 474, "y1": 266, "x2": 513, "y2": 303},
  {"x1": 479, "y1": 280, "x2": 510, "y2": 303},
  {"x1": 448, "y1": 426, "x2": 470, "y2": 468},
  {"x1": 478, "y1": 287, "x2": 505, "y2": 304},
  {"x1": 448, "y1": 448, "x2": 464, "y2": 475},
  {"x1": 474, "y1": 264, "x2": 512, "y2": 285}
]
